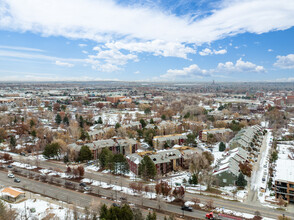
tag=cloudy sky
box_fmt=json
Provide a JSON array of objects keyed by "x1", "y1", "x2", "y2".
[{"x1": 0, "y1": 0, "x2": 293, "y2": 82}]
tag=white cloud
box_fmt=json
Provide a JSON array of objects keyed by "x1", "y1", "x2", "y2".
[
  {"x1": 0, "y1": 0, "x2": 293, "y2": 46},
  {"x1": 1, "y1": 0, "x2": 293, "y2": 73},
  {"x1": 199, "y1": 48, "x2": 213, "y2": 56},
  {"x1": 274, "y1": 54, "x2": 294, "y2": 69},
  {"x1": 161, "y1": 64, "x2": 210, "y2": 79},
  {"x1": 86, "y1": 48, "x2": 138, "y2": 72},
  {"x1": 0, "y1": 45, "x2": 44, "y2": 52},
  {"x1": 106, "y1": 40, "x2": 196, "y2": 59},
  {"x1": 78, "y1": 43, "x2": 87, "y2": 47},
  {"x1": 274, "y1": 77, "x2": 294, "y2": 82},
  {"x1": 199, "y1": 48, "x2": 227, "y2": 56},
  {"x1": 0, "y1": 70, "x2": 119, "y2": 81},
  {"x1": 216, "y1": 58, "x2": 265, "y2": 73},
  {"x1": 82, "y1": 50, "x2": 88, "y2": 54},
  {"x1": 55, "y1": 60, "x2": 74, "y2": 67},
  {"x1": 0, "y1": 49, "x2": 83, "y2": 63},
  {"x1": 268, "y1": 49, "x2": 273, "y2": 52},
  {"x1": 161, "y1": 58, "x2": 266, "y2": 79},
  {"x1": 134, "y1": 70, "x2": 140, "y2": 74},
  {"x1": 214, "y1": 49, "x2": 227, "y2": 55}
]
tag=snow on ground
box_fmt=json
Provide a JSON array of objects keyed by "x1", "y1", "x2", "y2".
[
  {"x1": 27, "y1": 154, "x2": 47, "y2": 161},
  {"x1": 184, "y1": 200, "x2": 274, "y2": 220},
  {"x1": 85, "y1": 164, "x2": 100, "y2": 172},
  {"x1": 210, "y1": 142, "x2": 227, "y2": 166},
  {"x1": 11, "y1": 162, "x2": 37, "y2": 170},
  {"x1": 214, "y1": 207, "x2": 274, "y2": 220},
  {"x1": 251, "y1": 132, "x2": 272, "y2": 200},
  {"x1": 219, "y1": 186, "x2": 248, "y2": 201},
  {"x1": 39, "y1": 169, "x2": 75, "y2": 179},
  {"x1": 5, "y1": 198, "x2": 80, "y2": 220},
  {"x1": 11, "y1": 199, "x2": 72, "y2": 219}
]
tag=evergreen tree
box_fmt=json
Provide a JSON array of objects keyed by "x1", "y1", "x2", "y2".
[
  {"x1": 144, "y1": 108, "x2": 151, "y2": 115},
  {"x1": 161, "y1": 114, "x2": 166, "y2": 120},
  {"x1": 184, "y1": 112, "x2": 190, "y2": 119},
  {"x1": 150, "y1": 118, "x2": 154, "y2": 124},
  {"x1": 43, "y1": 143, "x2": 61, "y2": 159},
  {"x1": 112, "y1": 153, "x2": 129, "y2": 175},
  {"x1": 30, "y1": 119, "x2": 35, "y2": 128},
  {"x1": 146, "y1": 211, "x2": 156, "y2": 220},
  {"x1": 115, "y1": 122, "x2": 121, "y2": 130},
  {"x1": 98, "y1": 116, "x2": 103, "y2": 124},
  {"x1": 188, "y1": 174, "x2": 198, "y2": 185},
  {"x1": 140, "y1": 119, "x2": 147, "y2": 128},
  {"x1": 79, "y1": 115, "x2": 84, "y2": 128},
  {"x1": 80, "y1": 129, "x2": 89, "y2": 141},
  {"x1": 78, "y1": 145, "x2": 93, "y2": 162},
  {"x1": 55, "y1": 113, "x2": 62, "y2": 125},
  {"x1": 10, "y1": 136, "x2": 16, "y2": 149},
  {"x1": 31, "y1": 130, "x2": 36, "y2": 138},
  {"x1": 236, "y1": 173, "x2": 247, "y2": 187},
  {"x1": 98, "y1": 148, "x2": 113, "y2": 169},
  {"x1": 219, "y1": 142, "x2": 226, "y2": 152},
  {"x1": 99, "y1": 204, "x2": 108, "y2": 219},
  {"x1": 185, "y1": 133, "x2": 197, "y2": 146},
  {"x1": 138, "y1": 156, "x2": 157, "y2": 180},
  {"x1": 63, "y1": 115, "x2": 69, "y2": 126}
]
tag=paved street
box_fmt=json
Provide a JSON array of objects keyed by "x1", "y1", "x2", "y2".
[
  {"x1": 5, "y1": 151, "x2": 294, "y2": 219},
  {"x1": 0, "y1": 170, "x2": 206, "y2": 219}
]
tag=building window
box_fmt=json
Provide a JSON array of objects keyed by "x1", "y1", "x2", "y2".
[{"x1": 223, "y1": 179, "x2": 227, "y2": 183}]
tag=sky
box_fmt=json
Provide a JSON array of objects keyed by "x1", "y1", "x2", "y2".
[{"x1": 0, "y1": 0, "x2": 293, "y2": 82}]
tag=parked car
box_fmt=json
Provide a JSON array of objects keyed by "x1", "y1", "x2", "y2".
[
  {"x1": 7, "y1": 165, "x2": 13, "y2": 168},
  {"x1": 181, "y1": 205, "x2": 193, "y2": 212},
  {"x1": 14, "y1": 178, "x2": 21, "y2": 183},
  {"x1": 84, "y1": 186, "x2": 92, "y2": 191},
  {"x1": 79, "y1": 182, "x2": 87, "y2": 187},
  {"x1": 112, "y1": 203, "x2": 120, "y2": 207},
  {"x1": 8, "y1": 173, "x2": 14, "y2": 178}
]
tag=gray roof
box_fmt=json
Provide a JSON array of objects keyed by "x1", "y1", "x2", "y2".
[{"x1": 149, "y1": 149, "x2": 181, "y2": 164}]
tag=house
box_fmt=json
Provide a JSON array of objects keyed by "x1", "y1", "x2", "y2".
[
  {"x1": 199, "y1": 128, "x2": 232, "y2": 142},
  {"x1": 126, "y1": 147, "x2": 198, "y2": 176},
  {"x1": 68, "y1": 138, "x2": 138, "y2": 160},
  {"x1": 0, "y1": 187, "x2": 25, "y2": 202},
  {"x1": 213, "y1": 147, "x2": 249, "y2": 187},
  {"x1": 106, "y1": 96, "x2": 132, "y2": 103},
  {"x1": 229, "y1": 125, "x2": 263, "y2": 153},
  {"x1": 153, "y1": 134, "x2": 187, "y2": 149},
  {"x1": 150, "y1": 149, "x2": 182, "y2": 175},
  {"x1": 274, "y1": 96, "x2": 294, "y2": 106}
]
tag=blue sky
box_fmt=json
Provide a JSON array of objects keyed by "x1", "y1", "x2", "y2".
[{"x1": 0, "y1": 0, "x2": 293, "y2": 82}]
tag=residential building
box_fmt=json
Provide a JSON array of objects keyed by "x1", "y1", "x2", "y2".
[
  {"x1": 213, "y1": 147, "x2": 249, "y2": 187},
  {"x1": 199, "y1": 128, "x2": 232, "y2": 142},
  {"x1": 153, "y1": 133, "x2": 187, "y2": 149}
]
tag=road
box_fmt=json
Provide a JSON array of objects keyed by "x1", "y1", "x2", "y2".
[
  {"x1": 247, "y1": 132, "x2": 269, "y2": 204},
  {"x1": 5, "y1": 150, "x2": 294, "y2": 219},
  {"x1": 0, "y1": 170, "x2": 205, "y2": 219}
]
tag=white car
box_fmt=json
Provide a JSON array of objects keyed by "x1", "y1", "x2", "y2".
[{"x1": 8, "y1": 173, "x2": 15, "y2": 178}]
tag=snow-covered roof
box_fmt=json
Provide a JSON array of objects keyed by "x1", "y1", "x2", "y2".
[
  {"x1": 275, "y1": 159, "x2": 294, "y2": 182},
  {"x1": 0, "y1": 187, "x2": 25, "y2": 198}
]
